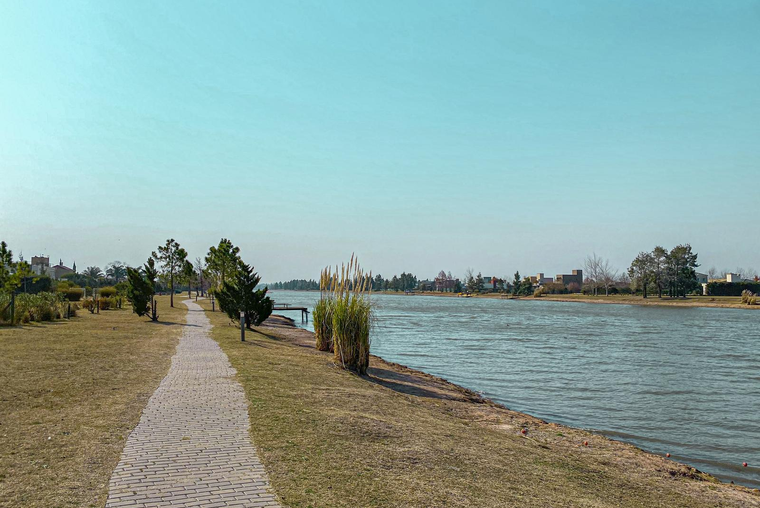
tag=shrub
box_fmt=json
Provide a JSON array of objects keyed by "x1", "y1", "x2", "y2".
[
  {"x1": 62, "y1": 288, "x2": 84, "y2": 301},
  {"x1": 81, "y1": 299, "x2": 96, "y2": 312},
  {"x1": 9, "y1": 292, "x2": 65, "y2": 323},
  {"x1": 542, "y1": 282, "x2": 568, "y2": 295},
  {"x1": 567, "y1": 282, "x2": 581, "y2": 293},
  {"x1": 99, "y1": 286, "x2": 118, "y2": 298},
  {"x1": 533, "y1": 286, "x2": 547, "y2": 297},
  {"x1": 98, "y1": 297, "x2": 119, "y2": 310},
  {"x1": 324, "y1": 257, "x2": 373, "y2": 375},
  {"x1": 313, "y1": 297, "x2": 334, "y2": 352},
  {"x1": 707, "y1": 281, "x2": 760, "y2": 296},
  {"x1": 741, "y1": 289, "x2": 757, "y2": 305}
]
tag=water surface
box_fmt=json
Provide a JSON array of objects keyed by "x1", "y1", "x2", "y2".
[{"x1": 269, "y1": 290, "x2": 760, "y2": 487}]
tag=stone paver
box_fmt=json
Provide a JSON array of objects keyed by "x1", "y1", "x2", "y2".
[{"x1": 105, "y1": 300, "x2": 281, "y2": 507}]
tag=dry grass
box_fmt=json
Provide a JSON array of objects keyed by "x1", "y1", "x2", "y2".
[
  {"x1": 196, "y1": 299, "x2": 760, "y2": 508},
  {"x1": 0, "y1": 295, "x2": 185, "y2": 508}
]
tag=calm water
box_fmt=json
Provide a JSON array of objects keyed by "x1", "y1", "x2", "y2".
[{"x1": 269, "y1": 290, "x2": 760, "y2": 487}]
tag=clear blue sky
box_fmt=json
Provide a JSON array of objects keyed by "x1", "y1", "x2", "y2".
[{"x1": 1, "y1": 1, "x2": 758, "y2": 281}]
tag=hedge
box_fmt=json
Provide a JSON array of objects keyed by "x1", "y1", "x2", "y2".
[{"x1": 706, "y1": 282, "x2": 760, "y2": 296}]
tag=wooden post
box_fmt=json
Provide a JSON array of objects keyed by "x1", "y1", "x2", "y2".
[
  {"x1": 96, "y1": 300, "x2": 100, "y2": 314},
  {"x1": 10, "y1": 293, "x2": 15, "y2": 326},
  {"x1": 211, "y1": 296, "x2": 215, "y2": 312},
  {"x1": 67, "y1": 303, "x2": 71, "y2": 319},
  {"x1": 240, "y1": 311, "x2": 245, "y2": 342}
]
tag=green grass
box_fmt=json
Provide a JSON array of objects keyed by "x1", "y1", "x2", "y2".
[
  {"x1": 197, "y1": 298, "x2": 758, "y2": 507},
  {"x1": 0, "y1": 295, "x2": 185, "y2": 507}
]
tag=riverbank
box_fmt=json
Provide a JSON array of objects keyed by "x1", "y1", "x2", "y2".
[
  {"x1": 373, "y1": 290, "x2": 758, "y2": 310},
  {"x1": 199, "y1": 299, "x2": 759, "y2": 507}
]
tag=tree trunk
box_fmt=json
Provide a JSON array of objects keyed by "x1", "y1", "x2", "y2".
[{"x1": 170, "y1": 272, "x2": 174, "y2": 307}]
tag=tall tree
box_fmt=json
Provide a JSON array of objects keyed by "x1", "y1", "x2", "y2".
[
  {"x1": 181, "y1": 260, "x2": 195, "y2": 298},
  {"x1": 205, "y1": 238, "x2": 241, "y2": 293},
  {"x1": 667, "y1": 244, "x2": 699, "y2": 298},
  {"x1": 126, "y1": 258, "x2": 159, "y2": 320},
  {"x1": 652, "y1": 246, "x2": 668, "y2": 298},
  {"x1": 152, "y1": 238, "x2": 188, "y2": 307},
  {"x1": 216, "y1": 261, "x2": 273, "y2": 328},
  {"x1": 194, "y1": 257, "x2": 207, "y2": 296},
  {"x1": 511, "y1": 271, "x2": 522, "y2": 296},
  {"x1": 628, "y1": 252, "x2": 654, "y2": 298},
  {"x1": 105, "y1": 261, "x2": 128, "y2": 283},
  {"x1": 83, "y1": 266, "x2": 103, "y2": 287}
]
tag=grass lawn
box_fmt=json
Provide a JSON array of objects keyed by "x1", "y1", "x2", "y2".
[
  {"x1": 197, "y1": 299, "x2": 759, "y2": 508},
  {"x1": 0, "y1": 295, "x2": 186, "y2": 508}
]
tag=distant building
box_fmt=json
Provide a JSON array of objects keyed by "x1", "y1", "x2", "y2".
[
  {"x1": 30, "y1": 255, "x2": 74, "y2": 280},
  {"x1": 434, "y1": 275, "x2": 459, "y2": 292},
  {"x1": 535, "y1": 273, "x2": 554, "y2": 285},
  {"x1": 31, "y1": 256, "x2": 50, "y2": 276},
  {"x1": 481, "y1": 276, "x2": 498, "y2": 292},
  {"x1": 555, "y1": 269, "x2": 583, "y2": 289},
  {"x1": 50, "y1": 260, "x2": 74, "y2": 280},
  {"x1": 726, "y1": 273, "x2": 746, "y2": 283},
  {"x1": 696, "y1": 272, "x2": 708, "y2": 284}
]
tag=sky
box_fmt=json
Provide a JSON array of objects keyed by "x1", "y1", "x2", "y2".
[{"x1": 1, "y1": 0, "x2": 758, "y2": 282}]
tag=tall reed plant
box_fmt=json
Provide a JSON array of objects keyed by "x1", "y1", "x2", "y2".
[{"x1": 322, "y1": 256, "x2": 373, "y2": 374}]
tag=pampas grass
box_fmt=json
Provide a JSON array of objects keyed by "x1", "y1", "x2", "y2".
[{"x1": 317, "y1": 256, "x2": 373, "y2": 374}]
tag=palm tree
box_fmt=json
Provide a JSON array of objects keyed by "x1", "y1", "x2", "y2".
[
  {"x1": 83, "y1": 266, "x2": 103, "y2": 287},
  {"x1": 106, "y1": 261, "x2": 127, "y2": 283}
]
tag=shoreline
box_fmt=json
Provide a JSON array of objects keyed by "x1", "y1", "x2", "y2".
[
  {"x1": 271, "y1": 289, "x2": 758, "y2": 310},
  {"x1": 265, "y1": 313, "x2": 759, "y2": 496}
]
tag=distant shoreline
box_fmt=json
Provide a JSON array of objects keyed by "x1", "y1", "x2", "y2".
[{"x1": 269, "y1": 288, "x2": 758, "y2": 310}]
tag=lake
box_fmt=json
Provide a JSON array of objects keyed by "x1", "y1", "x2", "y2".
[{"x1": 268, "y1": 290, "x2": 760, "y2": 488}]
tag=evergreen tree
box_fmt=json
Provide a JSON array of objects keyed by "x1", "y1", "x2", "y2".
[
  {"x1": 628, "y1": 252, "x2": 655, "y2": 298},
  {"x1": 152, "y1": 238, "x2": 188, "y2": 307},
  {"x1": 512, "y1": 271, "x2": 522, "y2": 296},
  {"x1": 216, "y1": 262, "x2": 273, "y2": 328},
  {"x1": 126, "y1": 258, "x2": 158, "y2": 320},
  {"x1": 205, "y1": 238, "x2": 241, "y2": 293}
]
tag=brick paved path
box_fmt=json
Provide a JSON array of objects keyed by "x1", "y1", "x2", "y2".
[{"x1": 105, "y1": 300, "x2": 281, "y2": 507}]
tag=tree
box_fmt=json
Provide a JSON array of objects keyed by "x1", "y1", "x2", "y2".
[
  {"x1": 181, "y1": 260, "x2": 195, "y2": 298},
  {"x1": 667, "y1": 244, "x2": 699, "y2": 298},
  {"x1": 629, "y1": 252, "x2": 654, "y2": 298},
  {"x1": 83, "y1": 266, "x2": 104, "y2": 287},
  {"x1": 0, "y1": 241, "x2": 13, "y2": 292},
  {"x1": 464, "y1": 268, "x2": 477, "y2": 293},
  {"x1": 598, "y1": 257, "x2": 618, "y2": 296},
  {"x1": 216, "y1": 261, "x2": 273, "y2": 328},
  {"x1": 194, "y1": 257, "x2": 207, "y2": 296},
  {"x1": 105, "y1": 261, "x2": 128, "y2": 283},
  {"x1": 126, "y1": 258, "x2": 158, "y2": 321},
  {"x1": 373, "y1": 274, "x2": 384, "y2": 291},
  {"x1": 152, "y1": 239, "x2": 188, "y2": 307},
  {"x1": 652, "y1": 246, "x2": 668, "y2": 298},
  {"x1": 584, "y1": 254, "x2": 601, "y2": 295},
  {"x1": 475, "y1": 272, "x2": 484, "y2": 292},
  {"x1": 205, "y1": 238, "x2": 241, "y2": 293},
  {"x1": 511, "y1": 271, "x2": 522, "y2": 296}
]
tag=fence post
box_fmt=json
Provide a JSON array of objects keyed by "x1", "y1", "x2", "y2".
[
  {"x1": 240, "y1": 311, "x2": 245, "y2": 342},
  {"x1": 67, "y1": 303, "x2": 71, "y2": 319},
  {"x1": 212, "y1": 296, "x2": 215, "y2": 312},
  {"x1": 10, "y1": 293, "x2": 15, "y2": 326}
]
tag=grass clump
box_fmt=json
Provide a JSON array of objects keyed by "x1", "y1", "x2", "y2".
[
  {"x1": 312, "y1": 297, "x2": 334, "y2": 352},
  {"x1": 741, "y1": 289, "x2": 757, "y2": 305},
  {"x1": 319, "y1": 256, "x2": 373, "y2": 374}
]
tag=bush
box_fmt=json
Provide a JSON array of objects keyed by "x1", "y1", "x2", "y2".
[
  {"x1": 62, "y1": 288, "x2": 84, "y2": 301},
  {"x1": 2, "y1": 292, "x2": 66, "y2": 323},
  {"x1": 567, "y1": 282, "x2": 581, "y2": 293},
  {"x1": 81, "y1": 299, "x2": 96, "y2": 312},
  {"x1": 313, "y1": 298, "x2": 334, "y2": 352},
  {"x1": 708, "y1": 282, "x2": 760, "y2": 297},
  {"x1": 332, "y1": 292, "x2": 372, "y2": 374},
  {"x1": 533, "y1": 286, "x2": 547, "y2": 297},
  {"x1": 99, "y1": 286, "x2": 118, "y2": 298},
  {"x1": 741, "y1": 290, "x2": 757, "y2": 305},
  {"x1": 541, "y1": 282, "x2": 569, "y2": 295}
]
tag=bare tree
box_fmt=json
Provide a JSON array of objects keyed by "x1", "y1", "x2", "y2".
[
  {"x1": 707, "y1": 267, "x2": 718, "y2": 281},
  {"x1": 584, "y1": 254, "x2": 601, "y2": 295},
  {"x1": 599, "y1": 258, "x2": 618, "y2": 296}
]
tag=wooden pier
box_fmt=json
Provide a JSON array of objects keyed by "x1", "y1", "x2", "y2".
[{"x1": 272, "y1": 303, "x2": 310, "y2": 323}]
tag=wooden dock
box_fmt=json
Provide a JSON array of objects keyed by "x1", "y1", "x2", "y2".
[{"x1": 272, "y1": 303, "x2": 310, "y2": 323}]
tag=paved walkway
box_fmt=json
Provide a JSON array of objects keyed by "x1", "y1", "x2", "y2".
[{"x1": 105, "y1": 300, "x2": 281, "y2": 508}]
